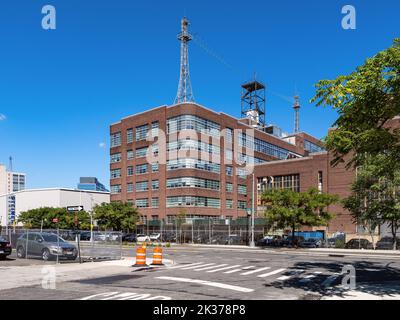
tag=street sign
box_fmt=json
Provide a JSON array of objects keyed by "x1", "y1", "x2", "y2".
[
  {"x1": 67, "y1": 206, "x2": 84, "y2": 212},
  {"x1": 52, "y1": 218, "x2": 59, "y2": 223}
]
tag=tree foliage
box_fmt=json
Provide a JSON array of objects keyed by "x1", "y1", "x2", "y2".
[
  {"x1": 18, "y1": 207, "x2": 90, "y2": 230},
  {"x1": 311, "y1": 38, "x2": 400, "y2": 170},
  {"x1": 262, "y1": 188, "x2": 338, "y2": 244},
  {"x1": 93, "y1": 201, "x2": 139, "y2": 232}
]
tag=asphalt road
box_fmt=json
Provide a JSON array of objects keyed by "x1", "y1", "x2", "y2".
[{"x1": 1, "y1": 246, "x2": 400, "y2": 300}]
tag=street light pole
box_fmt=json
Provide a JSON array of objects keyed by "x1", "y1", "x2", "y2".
[{"x1": 250, "y1": 173, "x2": 255, "y2": 248}]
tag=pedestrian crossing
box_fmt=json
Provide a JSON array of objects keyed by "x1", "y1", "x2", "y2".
[{"x1": 167, "y1": 262, "x2": 342, "y2": 288}]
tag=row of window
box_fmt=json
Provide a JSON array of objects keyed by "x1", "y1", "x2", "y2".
[
  {"x1": 304, "y1": 140, "x2": 325, "y2": 153},
  {"x1": 166, "y1": 196, "x2": 221, "y2": 208},
  {"x1": 257, "y1": 174, "x2": 300, "y2": 193},
  {"x1": 167, "y1": 139, "x2": 220, "y2": 155},
  {"x1": 167, "y1": 115, "x2": 220, "y2": 138},
  {"x1": 166, "y1": 177, "x2": 220, "y2": 191},
  {"x1": 111, "y1": 163, "x2": 159, "y2": 179},
  {"x1": 111, "y1": 122, "x2": 159, "y2": 148},
  {"x1": 167, "y1": 158, "x2": 220, "y2": 173}
]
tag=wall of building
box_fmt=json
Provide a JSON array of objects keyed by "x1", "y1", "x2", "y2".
[{"x1": 0, "y1": 189, "x2": 110, "y2": 227}]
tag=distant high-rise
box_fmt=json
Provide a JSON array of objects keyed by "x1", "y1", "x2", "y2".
[
  {"x1": 0, "y1": 164, "x2": 26, "y2": 195},
  {"x1": 77, "y1": 177, "x2": 109, "y2": 192}
]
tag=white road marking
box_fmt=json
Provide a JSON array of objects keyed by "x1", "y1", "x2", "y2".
[
  {"x1": 156, "y1": 276, "x2": 254, "y2": 293},
  {"x1": 322, "y1": 273, "x2": 341, "y2": 288},
  {"x1": 224, "y1": 269, "x2": 243, "y2": 274},
  {"x1": 277, "y1": 270, "x2": 305, "y2": 281},
  {"x1": 194, "y1": 264, "x2": 225, "y2": 271},
  {"x1": 299, "y1": 271, "x2": 322, "y2": 283},
  {"x1": 80, "y1": 292, "x2": 171, "y2": 300},
  {"x1": 181, "y1": 263, "x2": 215, "y2": 270},
  {"x1": 242, "y1": 266, "x2": 255, "y2": 270},
  {"x1": 257, "y1": 268, "x2": 287, "y2": 278},
  {"x1": 241, "y1": 267, "x2": 271, "y2": 275},
  {"x1": 207, "y1": 265, "x2": 241, "y2": 273},
  {"x1": 168, "y1": 262, "x2": 204, "y2": 269}
]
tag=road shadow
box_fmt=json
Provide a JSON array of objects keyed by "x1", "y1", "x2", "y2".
[{"x1": 264, "y1": 260, "x2": 400, "y2": 298}]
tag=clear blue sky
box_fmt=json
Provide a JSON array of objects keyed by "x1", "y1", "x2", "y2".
[{"x1": 0, "y1": 0, "x2": 398, "y2": 189}]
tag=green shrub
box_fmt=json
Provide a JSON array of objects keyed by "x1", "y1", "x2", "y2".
[{"x1": 335, "y1": 240, "x2": 345, "y2": 249}]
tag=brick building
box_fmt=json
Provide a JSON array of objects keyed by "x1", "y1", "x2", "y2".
[{"x1": 109, "y1": 101, "x2": 356, "y2": 236}]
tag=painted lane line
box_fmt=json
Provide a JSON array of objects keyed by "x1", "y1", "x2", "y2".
[
  {"x1": 168, "y1": 262, "x2": 204, "y2": 269},
  {"x1": 194, "y1": 264, "x2": 226, "y2": 271},
  {"x1": 277, "y1": 270, "x2": 305, "y2": 281},
  {"x1": 181, "y1": 263, "x2": 216, "y2": 270},
  {"x1": 156, "y1": 276, "x2": 254, "y2": 293},
  {"x1": 224, "y1": 269, "x2": 242, "y2": 274},
  {"x1": 207, "y1": 265, "x2": 241, "y2": 273},
  {"x1": 242, "y1": 266, "x2": 255, "y2": 270},
  {"x1": 241, "y1": 267, "x2": 271, "y2": 276},
  {"x1": 257, "y1": 268, "x2": 287, "y2": 278},
  {"x1": 322, "y1": 273, "x2": 341, "y2": 288}
]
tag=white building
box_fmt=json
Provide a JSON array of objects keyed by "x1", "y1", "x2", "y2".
[
  {"x1": 0, "y1": 188, "x2": 110, "y2": 227},
  {"x1": 0, "y1": 164, "x2": 26, "y2": 194}
]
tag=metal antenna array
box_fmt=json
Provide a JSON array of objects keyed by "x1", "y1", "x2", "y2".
[
  {"x1": 174, "y1": 17, "x2": 195, "y2": 104},
  {"x1": 9, "y1": 156, "x2": 13, "y2": 172},
  {"x1": 293, "y1": 95, "x2": 300, "y2": 133}
]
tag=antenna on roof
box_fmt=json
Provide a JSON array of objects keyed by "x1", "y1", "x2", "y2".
[
  {"x1": 8, "y1": 156, "x2": 13, "y2": 172},
  {"x1": 293, "y1": 96, "x2": 300, "y2": 133}
]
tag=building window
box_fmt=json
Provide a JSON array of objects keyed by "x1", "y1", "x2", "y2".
[
  {"x1": 151, "y1": 121, "x2": 159, "y2": 137},
  {"x1": 136, "y1": 164, "x2": 148, "y2": 175},
  {"x1": 127, "y1": 166, "x2": 134, "y2": 176},
  {"x1": 110, "y1": 132, "x2": 121, "y2": 147},
  {"x1": 151, "y1": 198, "x2": 159, "y2": 208},
  {"x1": 260, "y1": 174, "x2": 300, "y2": 193},
  {"x1": 318, "y1": 171, "x2": 323, "y2": 192},
  {"x1": 152, "y1": 180, "x2": 159, "y2": 190},
  {"x1": 136, "y1": 147, "x2": 148, "y2": 158},
  {"x1": 136, "y1": 181, "x2": 149, "y2": 192},
  {"x1": 305, "y1": 140, "x2": 325, "y2": 153},
  {"x1": 237, "y1": 168, "x2": 248, "y2": 179},
  {"x1": 111, "y1": 185, "x2": 121, "y2": 194},
  {"x1": 136, "y1": 124, "x2": 148, "y2": 141},
  {"x1": 238, "y1": 185, "x2": 247, "y2": 195},
  {"x1": 111, "y1": 169, "x2": 121, "y2": 179},
  {"x1": 225, "y1": 166, "x2": 233, "y2": 176},
  {"x1": 237, "y1": 200, "x2": 247, "y2": 210},
  {"x1": 111, "y1": 153, "x2": 121, "y2": 163},
  {"x1": 127, "y1": 183, "x2": 134, "y2": 193},
  {"x1": 226, "y1": 199, "x2": 233, "y2": 209},
  {"x1": 166, "y1": 177, "x2": 220, "y2": 191},
  {"x1": 127, "y1": 150, "x2": 134, "y2": 160},
  {"x1": 167, "y1": 158, "x2": 220, "y2": 174},
  {"x1": 167, "y1": 139, "x2": 220, "y2": 155},
  {"x1": 226, "y1": 183, "x2": 233, "y2": 193},
  {"x1": 167, "y1": 115, "x2": 220, "y2": 138},
  {"x1": 127, "y1": 128, "x2": 134, "y2": 144},
  {"x1": 152, "y1": 163, "x2": 159, "y2": 172},
  {"x1": 136, "y1": 199, "x2": 149, "y2": 208},
  {"x1": 166, "y1": 196, "x2": 220, "y2": 208}
]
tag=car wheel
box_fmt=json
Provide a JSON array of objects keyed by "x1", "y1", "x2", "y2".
[
  {"x1": 68, "y1": 255, "x2": 77, "y2": 261},
  {"x1": 0, "y1": 255, "x2": 6, "y2": 260},
  {"x1": 17, "y1": 246, "x2": 26, "y2": 258},
  {"x1": 42, "y1": 248, "x2": 52, "y2": 261}
]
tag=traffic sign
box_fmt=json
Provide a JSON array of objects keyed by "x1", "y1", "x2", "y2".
[{"x1": 67, "y1": 206, "x2": 84, "y2": 212}]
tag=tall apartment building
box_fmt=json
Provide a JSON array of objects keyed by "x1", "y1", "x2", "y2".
[
  {"x1": 77, "y1": 177, "x2": 109, "y2": 192},
  {"x1": 0, "y1": 164, "x2": 26, "y2": 195},
  {"x1": 109, "y1": 102, "x2": 329, "y2": 225}
]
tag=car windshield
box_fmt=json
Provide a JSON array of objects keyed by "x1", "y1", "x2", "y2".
[
  {"x1": 41, "y1": 234, "x2": 65, "y2": 243},
  {"x1": 0, "y1": 236, "x2": 7, "y2": 242}
]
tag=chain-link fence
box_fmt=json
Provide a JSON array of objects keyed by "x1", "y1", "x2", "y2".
[{"x1": 1, "y1": 227, "x2": 122, "y2": 263}]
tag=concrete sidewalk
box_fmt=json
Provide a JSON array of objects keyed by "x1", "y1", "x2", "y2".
[{"x1": 0, "y1": 257, "x2": 173, "y2": 291}]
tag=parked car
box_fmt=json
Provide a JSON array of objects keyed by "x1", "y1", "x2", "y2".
[
  {"x1": 122, "y1": 233, "x2": 137, "y2": 243},
  {"x1": 0, "y1": 236, "x2": 12, "y2": 260},
  {"x1": 299, "y1": 238, "x2": 322, "y2": 248},
  {"x1": 256, "y1": 235, "x2": 275, "y2": 247},
  {"x1": 345, "y1": 238, "x2": 374, "y2": 250},
  {"x1": 136, "y1": 234, "x2": 151, "y2": 242},
  {"x1": 150, "y1": 233, "x2": 161, "y2": 241},
  {"x1": 376, "y1": 237, "x2": 400, "y2": 250},
  {"x1": 16, "y1": 232, "x2": 78, "y2": 261},
  {"x1": 80, "y1": 231, "x2": 92, "y2": 241},
  {"x1": 282, "y1": 236, "x2": 305, "y2": 247}
]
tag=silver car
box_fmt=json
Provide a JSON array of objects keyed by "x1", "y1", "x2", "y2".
[{"x1": 16, "y1": 232, "x2": 78, "y2": 261}]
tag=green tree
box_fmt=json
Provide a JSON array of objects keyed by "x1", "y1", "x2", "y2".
[
  {"x1": 262, "y1": 188, "x2": 338, "y2": 246},
  {"x1": 344, "y1": 157, "x2": 400, "y2": 250},
  {"x1": 311, "y1": 38, "x2": 400, "y2": 171},
  {"x1": 93, "y1": 201, "x2": 139, "y2": 232},
  {"x1": 18, "y1": 207, "x2": 90, "y2": 230}
]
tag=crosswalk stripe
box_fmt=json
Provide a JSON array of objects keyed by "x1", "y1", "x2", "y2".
[
  {"x1": 168, "y1": 262, "x2": 204, "y2": 269},
  {"x1": 277, "y1": 270, "x2": 305, "y2": 281},
  {"x1": 258, "y1": 268, "x2": 286, "y2": 278},
  {"x1": 242, "y1": 266, "x2": 255, "y2": 270},
  {"x1": 241, "y1": 267, "x2": 271, "y2": 276},
  {"x1": 182, "y1": 263, "x2": 216, "y2": 270},
  {"x1": 207, "y1": 265, "x2": 241, "y2": 273},
  {"x1": 194, "y1": 264, "x2": 226, "y2": 271},
  {"x1": 299, "y1": 271, "x2": 322, "y2": 283},
  {"x1": 224, "y1": 269, "x2": 243, "y2": 274}
]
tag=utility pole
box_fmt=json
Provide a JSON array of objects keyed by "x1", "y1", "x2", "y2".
[{"x1": 250, "y1": 173, "x2": 256, "y2": 247}]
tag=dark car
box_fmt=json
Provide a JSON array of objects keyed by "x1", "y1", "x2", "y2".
[
  {"x1": 345, "y1": 238, "x2": 374, "y2": 250},
  {"x1": 282, "y1": 236, "x2": 305, "y2": 247},
  {"x1": 122, "y1": 233, "x2": 137, "y2": 243},
  {"x1": 0, "y1": 236, "x2": 12, "y2": 260},
  {"x1": 16, "y1": 232, "x2": 78, "y2": 261},
  {"x1": 256, "y1": 236, "x2": 275, "y2": 247},
  {"x1": 376, "y1": 237, "x2": 400, "y2": 250},
  {"x1": 299, "y1": 238, "x2": 322, "y2": 248}
]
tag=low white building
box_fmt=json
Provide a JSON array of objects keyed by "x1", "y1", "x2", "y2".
[{"x1": 0, "y1": 188, "x2": 110, "y2": 227}]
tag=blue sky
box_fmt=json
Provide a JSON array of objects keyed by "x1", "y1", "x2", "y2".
[{"x1": 0, "y1": 0, "x2": 399, "y2": 189}]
